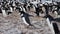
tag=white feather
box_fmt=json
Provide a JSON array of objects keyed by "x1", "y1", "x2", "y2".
[
  {"x1": 46, "y1": 18, "x2": 55, "y2": 34},
  {"x1": 14, "y1": 7, "x2": 16, "y2": 10},
  {"x1": 54, "y1": 11, "x2": 58, "y2": 15},
  {"x1": 22, "y1": 17, "x2": 29, "y2": 26},
  {"x1": 27, "y1": 3, "x2": 30, "y2": 6},
  {"x1": 20, "y1": 7, "x2": 22, "y2": 11},
  {"x1": 10, "y1": 7, "x2": 13, "y2": 12},
  {"x1": 35, "y1": 4, "x2": 37, "y2": 8},
  {"x1": 54, "y1": 11, "x2": 58, "y2": 18},
  {"x1": 40, "y1": 4, "x2": 43, "y2": 6},
  {"x1": 55, "y1": 8, "x2": 57, "y2": 10},
  {"x1": 13, "y1": 3, "x2": 15, "y2": 6},
  {"x1": 33, "y1": 5, "x2": 36, "y2": 11},
  {"x1": 20, "y1": 14, "x2": 23, "y2": 17},
  {"x1": 2, "y1": 10, "x2": 7, "y2": 17},
  {"x1": 22, "y1": 7, "x2": 26, "y2": 12}
]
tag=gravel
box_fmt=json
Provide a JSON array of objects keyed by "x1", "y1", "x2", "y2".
[{"x1": 0, "y1": 11, "x2": 53, "y2": 34}]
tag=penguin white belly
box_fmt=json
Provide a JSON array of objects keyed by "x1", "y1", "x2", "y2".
[
  {"x1": 20, "y1": 7, "x2": 22, "y2": 11},
  {"x1": 54, "y1": 11, "x2": 58, "y2": 15},
  {"x1": 2, "y1": 10, "x2": 7, "y2": 17},
  {"x1": 55, "y1": 8, "x2": 57, "y2": 10},
  {"x1": 14, "y1": 7, "x2": 16, "y2": 11},
  {"x1": 33, "y1": 6, "x2": 36, "y2": 11},
  {"x1": 13, "y1": 3, "x2": 15, "y2": 6},
  {"x1": 23, "y1": 8, "x2": 26, "y2": 12},
  {"x1": 35, "y1": 4, "x2": 37, "y2": 8},
  {"x1": 46, "y1": 18, "x2": 55, "y2": 34},
  {"x1": 54, "y1": 11, "x2": 58, "y2": 18},
  {"x1": 10, "y1": 7, "x2": 13, "y2": 12},
  {"x1": 22, "y1": 17, "x2": 29, "y2": 25}
]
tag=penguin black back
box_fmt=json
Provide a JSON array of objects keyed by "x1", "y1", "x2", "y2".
[
  {"x1": 52, "y1": 23, "x2": 59, "y2": 34},
  {"x1": 20, "y1": 11, "x2": 33, "y2": 26},
  {"x1": 45, "y1": 14, "x2": 60, "y2": 34}
]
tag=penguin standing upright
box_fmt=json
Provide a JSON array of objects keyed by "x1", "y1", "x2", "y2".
[
  {"x1": 35, "y1": 4, "x2": 40, "y2": 16},
  {"x1": 20, "y1": 11, "x2": 33, "y2": 26},
  {"x1": 1, "y1": 2, "x2": 8, "y2": 17},
  {"x1": 43, "y1": 2, "x2": 49, "y2": 16},
  {"x1": 1, "y1": 7, "x2": 7, "y2": 17},
  {"x1": 52, "y1": 3, "x2": 58, "y2": 18},
  {"x1": 45, "y1": 14, "x2": 59, "y2": 34}
]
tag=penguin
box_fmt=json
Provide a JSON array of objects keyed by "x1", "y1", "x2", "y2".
[
  {"x1": 27, "y1": 3, "x2": 30, "y2": 11},
  {"x1": 43, "y1": 3, "x2": 49, "y2": 15},
  {"x1": 23, "y1": 3, "x2": 27, "y2": 11},
  {"x1": 12, "y1": 2, "x2": 15, "y2": 7},
  {"x1": 22, "y1": 6, "x2": 26, "y2": 12},
  {"x1": 45, "y1": 14, "x2": 59, "y2": 34},
  {"x1": 20, "y1": 11, "x2": 33, "y2": 26},
  {"x1": 39, "y1": 3, "x2": 44, "y2": 14},
  {"x1": 1, "y1": 7, "x2": 7, "y2": 17},
  {"x1": 16, "y1": 6, "x2": 23, "y2": 13},
  {"x1": 7, "y1": 7, "x2": 12, "y2": 15},
  {"x1": 52, "y1": 2, "x2": 58, "y2": 14},
  {"x1": 4, "y1": 4, "x2": 12, "y2": 15},
  {"x1": 52, "y1": 5, "x2": 58, "y2": 18},
  {"x1": 34, "y1": 4, "x2": 40, "y2": 16},
  {"x1": 10, "y1": 2, "x2": 15, "y2": 11}
]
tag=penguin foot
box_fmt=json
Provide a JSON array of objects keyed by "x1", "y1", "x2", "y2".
[
  {"x1": 25, "y1": 25, "x2": 35, "y2": 29},
  {"x1": 30, "y1": 25, "x2": 41, "y2": 29}
]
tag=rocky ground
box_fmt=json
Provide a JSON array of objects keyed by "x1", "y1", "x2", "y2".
[{"x1": 0, "y1": 9, "x2": 60, "y2": 34}]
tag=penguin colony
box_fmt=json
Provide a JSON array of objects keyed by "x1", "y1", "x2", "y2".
[{"x1": 0, "y1": 1, "x2": 60, "y2": 34}]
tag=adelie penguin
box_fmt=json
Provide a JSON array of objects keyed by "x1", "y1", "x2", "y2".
[
  {"x1": 1, "y1": 7, "x2": 7, "y2": 17},
  {"x1": 34, "y1": 4, "x2": 40, "y2": 16},
  {"x1": 44, "y1": 14, "x2": 59, "y2": 34},
  {"x1": 20, "y1": 11, "x2": 41, "y2": 29},
  {"x1": 20, "y1": 11, "x2": 33, "y2": 26}
]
